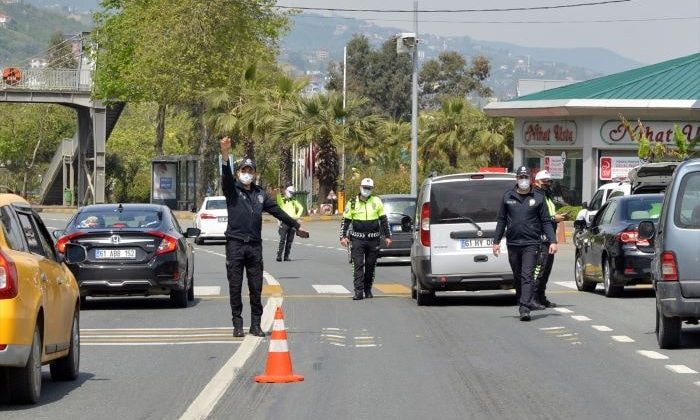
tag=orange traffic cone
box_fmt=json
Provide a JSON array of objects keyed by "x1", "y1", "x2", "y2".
[{"x1": 254, "y1": 307, "x2": 304, "y2": 383}]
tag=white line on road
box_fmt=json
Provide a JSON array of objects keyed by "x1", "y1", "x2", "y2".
[
  {"x1": 556, "y1": 333, "x2": 577, "y2": 338},
  {"x1": 313, "y1": 284, "x2": 351, "y2": 294},
  {"x1": 554, "y1": 281, "x2": 578, "y2": 290},
  {"x1": 554, "y1": 307, "x2": 574, "y2": 314},
  {"x1": 694, "y1": 381, "x2": 700, "y2": 386},
  {"x1": 637, "y1": 350, "x2": 669, "y2": 360},
  {"x1": 540, "y1": 326, "x2": 566, "y2": 331},
  {"x1": 571, "y1": 315, "x2": 591, "y2": 321},
  {"x1": 194, "y1": 286, "x2": 221, "y2": 296},
  {"x1": 665, "y1": 365, "x2": 698, "y2": 374},
  {"x1": 83, "y1": 341, "x2": 239, "y2": 346},
  {"x1": 611, "y1": 335, "x2": 635, "y2": 343},
  {"x1": 592, "y1": 325, "x2": 613, "y2": 332}
]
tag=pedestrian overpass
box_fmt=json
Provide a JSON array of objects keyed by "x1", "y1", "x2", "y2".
[{"x1": 1, "y1": 66, "x2": 123, "y2": 205}]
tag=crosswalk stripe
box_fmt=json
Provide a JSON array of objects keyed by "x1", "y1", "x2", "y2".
[
  {"x1": 554, "y1": 281, "x2": 578, "y2": 290},
  {"x1": 312, "y1": 284, "x2": 351, "y2": 294},
  {"x1": 194, "y1": 286, "x2": 220, "y2": 296},
  {"x1": 80, "y1": 327, "x2": 243, "y2": 345}
]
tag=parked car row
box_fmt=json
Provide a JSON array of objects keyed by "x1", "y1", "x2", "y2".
[{"x1": 574, "y1": 160, "x2": 700, "y2": 348}]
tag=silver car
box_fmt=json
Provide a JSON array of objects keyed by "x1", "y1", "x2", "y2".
[
  {"x1": 410, "y1": 172, "x2": 516, "y2": 305},
  {"x1": 638, "y1": 158, "x2": 700, "y2": 349}
]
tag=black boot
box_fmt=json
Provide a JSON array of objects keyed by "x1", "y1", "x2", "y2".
[
  {"x1": 233, "y1": 321, "x2": 244, "y2": 337},
  {"x1": 249, "y1": 317, "x2": 265, "y2": 337},
  {"x1": 364, "y1": 288, "x2": 373, "y2": 298},
  {"x1": 353, "y1": 291, "x2": 364, "y2": 300}
]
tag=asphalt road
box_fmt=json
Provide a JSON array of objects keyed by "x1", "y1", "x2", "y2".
[{"x1": 2, "y1": 212, "x2": 698, "y2": 419}]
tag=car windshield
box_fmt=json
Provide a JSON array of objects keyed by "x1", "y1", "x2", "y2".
[
  {"x1": 205, "y1": 199, "x2": 226, "y2": 210},
  {"x1": 431, "y1": 179, "x2": 513, "y2": 224},
  {"x1": 621, "y1": 196, "x2": 663, "y2": 221},
  {"x1": 68, "y1": 209, "x2": 163, "y2": 230},
  {"x1": 383, "y1": 199, "x2": 415, "y2": 219}
]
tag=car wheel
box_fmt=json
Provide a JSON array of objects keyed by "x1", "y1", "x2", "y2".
[
  {"x1": 8, "y1": 324, "x2": 42, "y2": 404},
  {"x1": 574, "y1": 252, "x2": 596, "y2": 292},
  {"x1": 415, "y1": 276, "x2": 434, "y2": 306},
  {"x1": 50, "y1": 310, "x2": 80, "y2": 381},
  {"x1": 170, "y1": 285, "x2": 189, "y2": 308},
  {"x1": 656, "y1": 304, "x2": 681, "y2": 349},
  {"x1": 187, "y1": 273, "x2": 195, "y2": 302},
  {"x1": 410, "y1": 270, "x2": 417, "y2": 300},
  {"x1": 603, "y1": 257, "x2": 623, "y2": 298}
]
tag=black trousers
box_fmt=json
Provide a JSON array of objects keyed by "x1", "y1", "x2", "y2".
[
  {"x1": 225, "y1": 239, "x2": 264, "y2": 328},
  {"x1": 277, "y1": 224, "x2": 296, "y2": 259},
  {"x1": 350, "y1": 237, "x2": 380, "y2": 293},
  {"x1": 507, "y1": 244, "x2": 539, "y2": 312},
  {"x1": 534, "y1": 242, "x2": 555, "y2": 303}
]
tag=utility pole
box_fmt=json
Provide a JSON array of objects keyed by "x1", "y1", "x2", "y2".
[
  {"x1": 410, "y1": 1, "x2": 419, "y2": 196},
  {"x1": 342, "y1": 45, "x2": 347, "y2": 196}
]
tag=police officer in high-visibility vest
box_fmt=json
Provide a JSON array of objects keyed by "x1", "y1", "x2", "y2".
[
  {"x1": 339, "y1": 178, "x2": 392, "y2": 300},
  {"x1": 533, "y1": 170, "x2": 567, "y2": 308},
  {"x1": 277, "y1": 185, "x2": 304, "y2": 262}
]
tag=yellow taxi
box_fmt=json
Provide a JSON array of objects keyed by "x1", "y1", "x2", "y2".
[{"x1": 0, "y1": 194, "x2": 85, "y2": 404}]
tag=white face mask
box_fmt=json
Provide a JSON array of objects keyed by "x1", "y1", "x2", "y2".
[
  {"x1": 360, "y1": 187, "x2": 372, "y2": 198},
  {"x1": 238, "y1": 173, "x2": 254, "y2": 185},
  {"x1": 517, "y1": 179, "x2": 530, "y2": 190}
]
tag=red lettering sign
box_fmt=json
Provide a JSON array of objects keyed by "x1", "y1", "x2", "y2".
[{"x1": 600, "y1": 157, "x2": 612, "y2": 180}]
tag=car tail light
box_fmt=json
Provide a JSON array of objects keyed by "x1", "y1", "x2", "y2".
[
  {"x1": 661, "y1": 251, "x2": 678, "y2": 281},
  {"x1": 149, "y1": 231, "x2": 177, "y2": 256},
  {"x1": 56, "y1": 232, "x2": 86, "y2": 254},
  {"x1": 0, "y1": 344, "x2": 6, "y2": 351},
  {"x1": 420, "y1": 202, "x2": 430, "y2": 247},
  {"x1": 200, "y1": 213, "x2": 217, "y2": 220},
  {"x1": 617, "y1": 228, "x2": 650, "y2": 247},
  {"x1": 0, "y1": 249, "x2": 18, "y2": 299}
]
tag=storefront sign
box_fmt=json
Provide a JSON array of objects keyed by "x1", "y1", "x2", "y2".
[
  {"x1": 599, "y1": 156, "x2": 641, "y2": 180},
  {"x1": 544, "y1": 156, "x2": 564, "y2": 179},
  {"x1": 522, "y1": 120, "x2": 577, "y2": 146},
  {"x1": 600, "y1": 120, "x2": 700, "y2": 145}
]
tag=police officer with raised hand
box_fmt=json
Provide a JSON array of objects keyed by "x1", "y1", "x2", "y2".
[
  {"x1": 493, "y1": 166, "x2": 557, "y2": 321},
  {"x1": 339, "y1": 178, "x2": 392, "y2": 300},
  {"x1": 220, "y1": 136, "x2": 309, "y2": 337},
  {"x1": 533, "y1": 170, "x2": 567, "y2": 308},
  {"x1": 276, "y1": 185, "x2": 304, "y2": 262}
]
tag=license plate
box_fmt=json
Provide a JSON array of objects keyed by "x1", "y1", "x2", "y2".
[
  {"x1": 95, "y1": 249, "x2": 136, "y2": 259},
  {"x1": 218, "y1": 216, "x2": 228, "y2": 223},
  {"x1": 391, "y1": 225, "x2": 403, "y2": 232},
  {"x1": 460, "y1": 238, "x2": 493, "y2": 249}
]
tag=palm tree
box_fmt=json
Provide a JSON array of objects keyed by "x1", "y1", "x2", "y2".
[
  {"x1": 282, "y1": 92, "x2": 378, "y2": 204},
  {"x1": 420, "y1": 97, "x2": 483, "y2": 168}
]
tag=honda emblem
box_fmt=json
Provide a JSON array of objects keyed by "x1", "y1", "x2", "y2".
[{"x1": 111, "y1": 235, "x2": 120, "y2": 244}]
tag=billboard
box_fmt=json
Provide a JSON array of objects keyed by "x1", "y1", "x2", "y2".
[
  {"x1": 599, "y1": 156, "x2": 641, "y2": 181},
  {"x1": 152, "y1": 162, "x2": 177, "y2": 200}
]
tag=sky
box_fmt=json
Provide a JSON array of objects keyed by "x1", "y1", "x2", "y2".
[{"x1": 276, "y1": 0, "x2": 700, "y2": 65}]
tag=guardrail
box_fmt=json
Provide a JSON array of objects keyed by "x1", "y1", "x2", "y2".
[{"x1": 1, "y1": 68, "x2": 93, "y2": 92}]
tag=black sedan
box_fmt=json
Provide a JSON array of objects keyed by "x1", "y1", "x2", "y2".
[
  {"x1": 54, "y1": 204, "x2": 200, "y2": 308},
  {"x1": 573, "y1": 194, "x2": 663, "y2": 297},
  {"x1": 379, "y1": 194, "x2": 416, "y2": 259}
]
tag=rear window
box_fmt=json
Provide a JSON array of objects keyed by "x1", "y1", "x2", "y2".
[
  {"x1": 68, "y1": 209, "x2": 163, "y2": 230},
  {"x1": 383, "y1": 199, "x2": 415, "y2": 219},
  {"x1": 621, "y1": 196, "x2": 663, "y2": 221},
  {"x1": 674, "y1": 172, "x2": 700, "y2": 229},
  {"x1": 205, "y1": 199, "x2": 227, "y2": 210},
  {"x1": 430, "y1": 179, "x2": 513, "y2": 224}
]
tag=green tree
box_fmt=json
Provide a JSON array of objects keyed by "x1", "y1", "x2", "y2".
[
  {"x1": 421, "y1": 97, "x2": 482, "y2": 168},
  {"x1": 419, "y1": 52, "x2": 492, "y2": 109},
  {"x1": 46, "y1": 32, "x2": 78, "y2": 69}
]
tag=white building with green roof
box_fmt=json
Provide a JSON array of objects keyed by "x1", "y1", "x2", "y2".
[{"x1": 484, "y1": 53, "x2": 700, "y2": 204}]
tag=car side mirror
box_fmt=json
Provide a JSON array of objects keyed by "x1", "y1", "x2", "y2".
[
  {"x1": 52, "y1": 229, "x2": 65, "y2": 239},
  {"x1": 637, "y1": 221, "x2": 655, "y2": 240},
  {"x1": 185, "y1": 227, "x2": 201, "y2": 238},
  {"x1": 573, "y1": 219, "x2": 587, "y2": 230},
  {"x1": 63, "y1": 243, "x2": 87, "y2": 264},
  {"x1": 581, "y1": 201, "x2": 588, "y2": 210}
]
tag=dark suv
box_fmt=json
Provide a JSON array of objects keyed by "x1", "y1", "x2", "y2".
[{"x1": 638, "y1": 159, "x2": 700, "y2": 348}]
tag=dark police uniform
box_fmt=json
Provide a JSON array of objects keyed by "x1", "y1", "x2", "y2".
[
  {"x1": 494, "y1": 180, "x2": 556, "y2": 317},
  {"x1": 221, "y1": 159, "x2": 299, "y2": 334},
  {"x1": 534, "y1": 187, "x2": 558, "y2": 307},
  {"x1": 340, "y1": 195, "x2": 391, "y2": 299}
]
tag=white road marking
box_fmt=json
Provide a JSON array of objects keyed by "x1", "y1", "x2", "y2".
[
  {"x1": 83, "y1": 341, "x2": 238, "y2": 346},
  {"x1": 554, "y1": 281, "x2": 578, "y2": 290},
  {"x1": 665, "y1": 365, "x2": 698, "y2": 374},
  {"x1": 592, "y1": 325, "x2": 613, "y2": 332},
  {"x1": 540, "y1": 326, "x2": 566, "y2": 331},
  {"x1": 637, "y1": 350, "x2": 669, "y2": 360},
  {"x1": 312, "y1": 284, "x2": 351, "y2": 294},
  {"x1": 611, "y1": 335, "x2": 635, "y2": 343},
  {"x1": 554, "y1": 307, "x2": 574, "y2": 314},
  {"x1": 263, "y1": 272, "x2": 280, "y2": 286},
  {"x1": 180, "y1": 284, "x2": 283, "y2": 420},
  {"x1": 355, "y1": 344, "x2": 377, "y2": 348},
  {"x1": 556, "y1": 333, "x2": 577, "y2": 338},
  {"x1": 571, "y1": 315, "x2": 591, "y2": 321},
  {"x1": 694, "y1": 381, "x2": 700, "y2": 386},
  {"x1": 194, "y1": 286, "x2": 221, "y2": 296}
]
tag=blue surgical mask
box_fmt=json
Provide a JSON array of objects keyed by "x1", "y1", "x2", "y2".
[{"x1": 238, "y1": 173, "x2": 254, "y2": 185}]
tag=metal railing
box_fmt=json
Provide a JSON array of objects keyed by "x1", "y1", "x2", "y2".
[{"x1": 1, "y1": 68, "x2": 93, "y2": 92}]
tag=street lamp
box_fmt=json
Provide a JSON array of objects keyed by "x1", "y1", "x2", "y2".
[{"x1": 396, "y1": 2, "x2": 419, "y2": 196}]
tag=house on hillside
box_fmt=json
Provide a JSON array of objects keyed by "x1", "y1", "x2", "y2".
[{"x1": 0, "y1": 13, "x2": 9, "y2": 28}]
